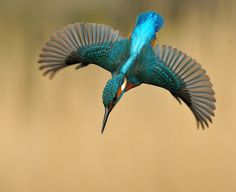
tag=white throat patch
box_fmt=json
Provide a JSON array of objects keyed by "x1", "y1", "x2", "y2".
[{"x1": 121, "y1": 78, "x2": 127, "y2": 91}]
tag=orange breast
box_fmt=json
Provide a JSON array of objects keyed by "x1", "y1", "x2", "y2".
[{"x1": 126, "y1": 83, "x2": 137, "y2": 91}]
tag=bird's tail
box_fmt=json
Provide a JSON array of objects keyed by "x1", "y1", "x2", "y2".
[
  {"x1": 130, "y1": 11, "x2": 164, "y2": 55},
  {"x1": 135, "y1": 11, "x2": 164, "y2": 32}
]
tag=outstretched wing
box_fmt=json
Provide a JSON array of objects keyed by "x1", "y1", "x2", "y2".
[
  {"x1": 38, "y1": 23, "x2": 125, "y2": 78},
  {"x1": 136, "y1": 45, "x2": 216, "y2": 128}
]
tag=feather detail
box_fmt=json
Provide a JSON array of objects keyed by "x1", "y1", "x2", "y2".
[
  {"x1": 38, "y1": 23, "x2": 123, "y2": 78},
  {"x1": 136, "y1": 11, "x2": 164, "y2": 33},
  {"x1": 130, "y1": 11, "x2": 164, "y2": 55},
  {"x1": 154, "y1": 45, "x2": 216, "y2": 129}
]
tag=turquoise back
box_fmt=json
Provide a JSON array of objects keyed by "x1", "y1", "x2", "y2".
[{"x1": 130, "y1": 11, "x2": 164, "y2": 55}]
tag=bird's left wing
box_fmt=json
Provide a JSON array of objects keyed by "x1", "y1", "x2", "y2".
[
  {"x1": 135, "y1": 45, "x2": 216, "y2": 128},
  {"x1": 38, "y1": 23, "x2": 125, "y2": 78}
]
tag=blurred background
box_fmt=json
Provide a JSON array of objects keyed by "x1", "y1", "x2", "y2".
[{"x1": 0, "y1": 0, "x2": 235, "y2": 191}]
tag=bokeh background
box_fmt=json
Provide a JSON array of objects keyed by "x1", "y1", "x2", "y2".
[{"x1": 0, "y1": 0, "x2": 236, "y2": 191}]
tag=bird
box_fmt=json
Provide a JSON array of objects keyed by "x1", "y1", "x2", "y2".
[{"x1": 38, "y1": 11, "x2": 216, "y2": 133}]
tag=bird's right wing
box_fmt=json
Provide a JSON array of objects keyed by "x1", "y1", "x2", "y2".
[
  {"x1": 135, "y1": 45, "x2": 216, "y2": 128},
  {"x1": 38, "y1": 23, "x2": 125, "y2": 78}
]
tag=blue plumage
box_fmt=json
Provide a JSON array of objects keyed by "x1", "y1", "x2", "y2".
[
  {"x1": 121, "y1": 12, "x2": 164, "y2": 74},
  {"x1": 136, "y1": 11, "x2": 164, "y2": 33},
  {"x1": 130, "y1": 11, "x2": 164, "y2": 55},
  {"x1": 38, "y1": 11, "x2": 215, "y2": 132}
]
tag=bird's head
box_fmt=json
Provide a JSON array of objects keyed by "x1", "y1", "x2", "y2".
[{"x1": 101, "y1": 74, "x2": 126, "y2": 133}]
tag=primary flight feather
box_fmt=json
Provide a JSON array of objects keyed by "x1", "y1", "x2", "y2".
[{"x1": 38, "y1": 11, "x2": 216, "y2": 132}]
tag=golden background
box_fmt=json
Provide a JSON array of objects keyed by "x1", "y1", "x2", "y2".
[{"x1": 0, "y1": 0, "x2": 235, "y2": 191}]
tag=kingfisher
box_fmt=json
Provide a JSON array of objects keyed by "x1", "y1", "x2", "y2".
[{"x1": 38, "y1": 11, "x2": 215, "y2": 133}]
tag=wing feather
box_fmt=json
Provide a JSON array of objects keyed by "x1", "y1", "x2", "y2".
[
  {"x1": 136, "y1": 45, "x2": 216, "y2": 129},
  {"x1": 155, "y1": 45, "x2": 215, "y2": 128},
  {"x1": 39, "y1": 23, "x2": 124, "y2": 78}
]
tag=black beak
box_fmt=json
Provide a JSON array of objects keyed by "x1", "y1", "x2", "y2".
[{"x1": 101, "y1": 107, "x2": 111, "y2": 134}]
